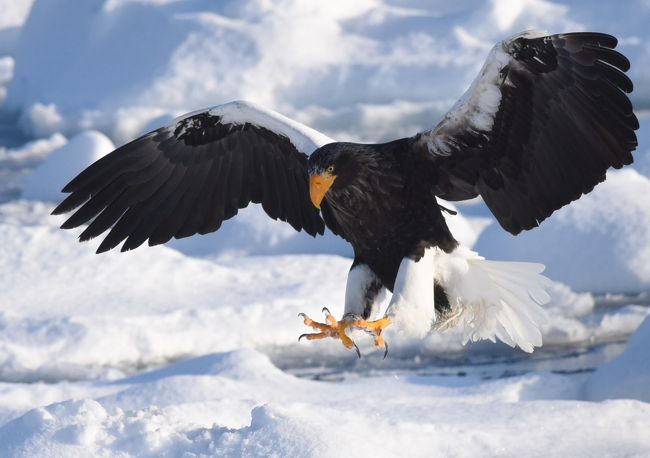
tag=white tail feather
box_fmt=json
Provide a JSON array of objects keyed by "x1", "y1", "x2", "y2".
[{"x1": 434, "y1": 246, "x2": 551, "y2": 353}]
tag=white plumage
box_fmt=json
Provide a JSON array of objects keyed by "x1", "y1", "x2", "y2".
[
  {"x1": 436, "y1": 246, "x2": 551, "y2": 352},
  {"x1": 171, "y1": 100, "x2": 334, "y2": 155},
  {"x1": 423, "y1": 30, "x2": 548, "y2": 157},
  {"x1": 386, "y1": 247, "x2": 437, "y2": 338},
  {"x1": 384, "y1": 246, "x2": 551, "y2": 353}
]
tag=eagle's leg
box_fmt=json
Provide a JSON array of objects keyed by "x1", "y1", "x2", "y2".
[
  {"x1": 298, "y1": 262, "x2": 390, "y2": 356},
  {"x1": 298, "y1": 308, "x2": 361, "y2": 357}
]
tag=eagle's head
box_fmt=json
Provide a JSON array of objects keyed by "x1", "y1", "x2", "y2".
[{"x1": 307, "y1": 143, "x2": 382, "y2": 210}]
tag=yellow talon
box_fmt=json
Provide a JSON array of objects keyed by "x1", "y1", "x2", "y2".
[
  {"x1": 298, "y1": 310, "x2": 392, "y2": 358},
  {"x1": 351, "y1": 316, "x2": 392, "y2": 334},
  {"x1": 298, "y1": 309, "x2": 361, "y2": 357},
  {"x1": 353, "y1": 317, "x2": 391, "y2": 358}
]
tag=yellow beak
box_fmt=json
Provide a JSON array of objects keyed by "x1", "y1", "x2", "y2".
[{"x1": 309, "y1": 172, "x2": 336, "y2": 209}]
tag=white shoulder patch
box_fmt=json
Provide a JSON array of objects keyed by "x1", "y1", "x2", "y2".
[
  {"x1": 421, "y1": 30, "x2": 549, "y2": 157},
  {"x1": 210, "y1": 101, "x2": 334, "y2": 154},
  {"x1": 172, "y1": 100, "x2": 334, "y2": 155},
  {"x1": 426, "y1": 43, "x2": 508, "y2": 156}
]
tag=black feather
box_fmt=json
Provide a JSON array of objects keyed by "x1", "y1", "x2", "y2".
[{"x1": 54, "y1": 110, "x2": 326, "y2": 253}]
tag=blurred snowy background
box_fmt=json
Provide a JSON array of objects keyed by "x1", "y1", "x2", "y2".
[{"x1": 0, "y1": 0, "x2": 649, "y2": 456}]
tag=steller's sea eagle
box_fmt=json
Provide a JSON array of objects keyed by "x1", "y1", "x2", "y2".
[{"x1": 53, "y1": 32, "x2": 638, "y2": 357}]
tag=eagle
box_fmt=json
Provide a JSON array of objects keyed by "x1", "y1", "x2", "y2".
[{"x1": 53, "y1": 32, "x2": 637, "y2": 357}]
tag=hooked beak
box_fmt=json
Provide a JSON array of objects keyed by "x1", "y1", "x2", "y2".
[{"x1": 309, "y1": 172, "x2": 336, "y2": 209}]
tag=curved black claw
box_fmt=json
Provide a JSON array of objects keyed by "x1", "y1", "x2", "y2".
[
  {"x1": 297, "y1": 312, "x2": 307, "y2": 319},
  {"x1": 353, "y1": 341, "x2": 361, "y2": 359},
  {"x1": 298, "y1": 333, "x2": 309, "y2": 342},
  {"x1": 383, "y1": 342, "x2": 389, "y2": 360},
  {"x1": 321, "y1": 307, "x2": 331, "y2": 316}
]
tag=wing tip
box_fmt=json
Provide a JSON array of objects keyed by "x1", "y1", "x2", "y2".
[
  {"x1": 51, "y1": 204, "x2": 66, "y2": 216},
  {"x1": 60, "y1": 218, "x2": 80, "y2": 231},
  {"x1": 559, "y1": 32, "x2": 618, "y2": 49}
]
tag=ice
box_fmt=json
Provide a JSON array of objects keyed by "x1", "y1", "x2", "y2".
[{"x1": 0, "y1": 0, "x2": 649, "y2": 455}]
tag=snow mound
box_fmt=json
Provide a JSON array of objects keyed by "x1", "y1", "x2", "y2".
[
  {"x1": 1, "y1": 349, "x2": 650, "y2": 457},
  {"x1": 0, "y1": 133, "x2": 66, "y2": 202},
  {"x1": 0, "y1": 0, "x2": 34, "y2": 33},
  {"x1": 585, "y1": 315, "x2": 650, "y2": 403},
  {"x1": 0, "y1": 201, "x2": 356, "y2": 381},
  {"x1": 9, "y1": 0, "x2": 645, "y2": 144},
  {"x1": 475, "y1": 169, "x2": 650, "y2": 294},
  {"x1": 0, "y1": 56, "x2": 13, "y2": 103},
  {"x1": 21, "y1": 130, "x2": 113, "y2": 202},
  {"x1": 0, "y1": 132, "x2": 65, "y2": 166},
  {"x1": 632, "y1": 114, "x2": 650, "y2": 178},
  {"x1": 0, "y1": 0, "x2": 34, "y2": 54},
  {"x1": 0, "y1": 199, "x2": 646, "y2": 382}
]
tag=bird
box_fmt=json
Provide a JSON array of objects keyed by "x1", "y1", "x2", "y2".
[{"x1": 53, "y1": 31, "x2": 638, "y2": 357}]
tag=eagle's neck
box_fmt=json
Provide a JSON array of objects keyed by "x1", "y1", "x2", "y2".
[{"x1": 325, "y1": 148, "x2": 403, "y2": 230}]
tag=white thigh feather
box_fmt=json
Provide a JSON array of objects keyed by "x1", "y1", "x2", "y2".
[
  {"x1": 385, "y1": 248, "x2": 436, "y2": 338},
  {"x1": 433, "y1": 246, "x2": 551, "y2": 353}
]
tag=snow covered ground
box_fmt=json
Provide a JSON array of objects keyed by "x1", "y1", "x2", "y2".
[{"x1": 0, "y1": 0, "x2": 649, "y2": 456}]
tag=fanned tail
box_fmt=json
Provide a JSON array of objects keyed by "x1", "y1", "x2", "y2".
[{"x1": 434, "y1": 246, "x2": 551, "y2": 353}]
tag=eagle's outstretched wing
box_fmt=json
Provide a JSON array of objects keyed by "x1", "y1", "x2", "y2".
[
  {"x1": 53, "y1": 100, "x2": 333, "y2": 253},
  {"x1": 416, "y1": 31, "x2": 638, "y2": 234}
]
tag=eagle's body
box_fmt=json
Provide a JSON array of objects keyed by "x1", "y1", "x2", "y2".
[
  {"x1": 53, "y1": 31, "x2": 638, "y2": 355},
  {"x1": 316, "y1": 140, "x2": 458, "y2": 291}
]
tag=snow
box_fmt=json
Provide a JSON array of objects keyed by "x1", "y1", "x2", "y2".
[
  {"x1": 21, "y1": 130, "x2": 114, "y2": 202},
  {"x1": 0, "y1": 199, "x2": 647, "y2": 376},
  {"x1": 18, "y1": 102, "x2": 65, "y2": 139},
  {"x1": 6, "y1": 0, "x2": 650, "y2": 144},
  {"x1": 0, "y1": 0, "x2": 34, "y2": 55},
  {"x1": 0, "y1": 133, "x2": 67, "y2": 203},
  {"x1": 0, "y1": 56, "x2": 13, "y2": 103},
  {"x1": 0, "y1": 204, "x2": 645, "y2": 455},
  {"x1": 0, "y1": 350, "x2": 650, "y2": 457},
  {"x1": 586, "y1": 316, "x2": 650, "y2": 403},
  {"x1": 475, "y1": 169, "x2": 650, "y2": 294},
  {"x1": 0, "y1": 0, "x2": 649, "y2": 455}
]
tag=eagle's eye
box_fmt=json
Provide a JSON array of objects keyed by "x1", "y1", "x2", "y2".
[{"x1": 326, "y1": 165, "x2": 335, "y2": 174}]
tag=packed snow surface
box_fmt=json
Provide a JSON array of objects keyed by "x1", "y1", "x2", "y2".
[
  {"x1": 0, "y1": 0, "x2": 649, "y2": 456},
  {"x1": 2, "y1": 350, "x2": 650, "y2": 457},
  {"x1": 586, "y1": 316, "x2": 650, "y2": 403},
  {"x1": 0, "y1": 199, "x2": 649, "y2": 456}
]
